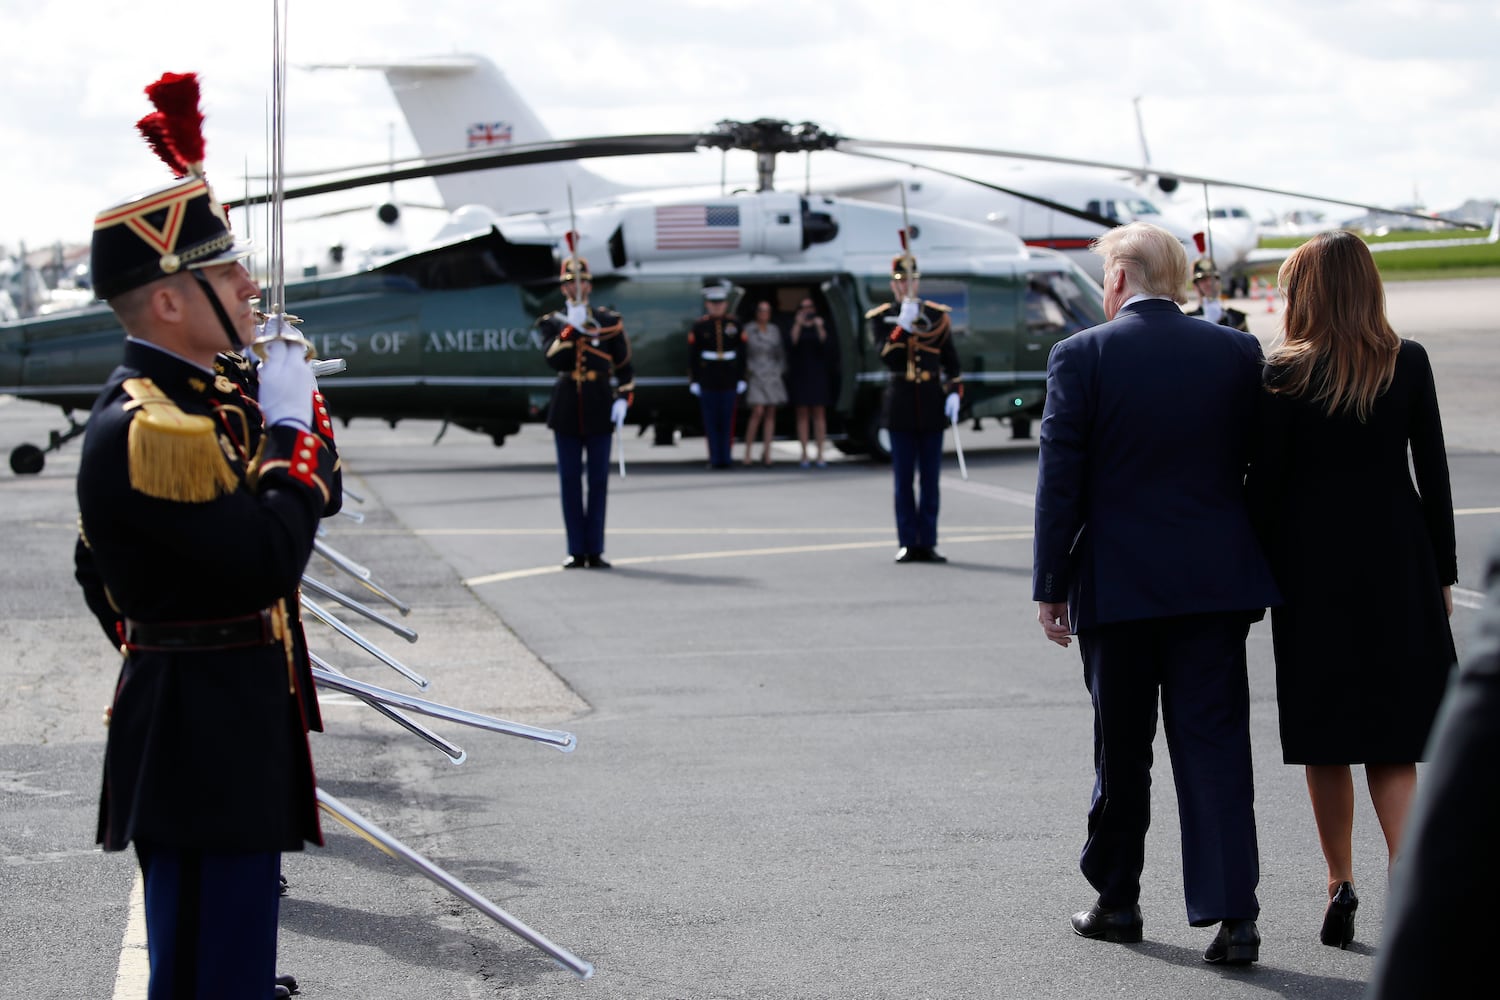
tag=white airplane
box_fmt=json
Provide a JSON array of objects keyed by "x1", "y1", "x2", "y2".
[
  {"x1": 303, "y1": 55, "x2": 1496, "y2": 288},
  {"x1": 305, "y1": 54, "x2": 1208, "y2": 281}
]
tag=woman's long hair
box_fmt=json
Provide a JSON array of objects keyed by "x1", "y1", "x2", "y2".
[{"x1": 1267, "y1": 230, "x2": 1400, "y2": 420}]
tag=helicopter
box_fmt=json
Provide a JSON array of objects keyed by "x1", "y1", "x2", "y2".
[
  {"x1": 6, "y1": 78, "x2": 1492, "y2": 476},
  {"x1": 1, "y1": 117, "x2": 1112, "y2": 475}
]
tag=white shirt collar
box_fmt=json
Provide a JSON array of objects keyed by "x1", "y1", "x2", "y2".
[{"x1": 1121, "y1": 293, "x2": 1175, "y2": 309}]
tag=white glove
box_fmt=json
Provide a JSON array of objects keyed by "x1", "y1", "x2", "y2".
[
  {"x1": 897, "y1": 299, "x2": 920, "y2": 332},
  {"x1": 944, "y1": 392, "x2": 961, "y2": 424},
  {"x1": 257, "y1": 339, "x2": 316, "y2": 429},
  {"x1": 1202, "y1": 300, "x2": 1224, "y2": 324},
  {"x1": 689, "y1": 382, "x2": 701, "y2": 397},
  {"x1": 611, "y1": 398, "x2": 628, "y2": 426},
  {"x1": 566, "y1": 302, "x2": 588, "y2": 328},
  {"x1": 736, "y1": 380, "x2": 748, "y2": 395}
]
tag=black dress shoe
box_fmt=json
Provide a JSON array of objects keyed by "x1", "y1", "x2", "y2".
[
  {"x1": 274, "y1": 972, "x2": 299, "y2": 995},
  {"x1": 278, "y1": 873, "x2": 288, "y2": 896},
  {"x1": 1071, "y1": 902, "x2": 1143, "y2": 943},
  {"x1": 585, "y1": 554, "x2": 612, "y2": 569},
  {"x1": 895, "y1": 546, "x2": 919, "y2": 563},
  {"x1": 1320, "y1": 882, "x2": 1358, "y2": 948},
  {"x1": 274, "y1": 988, "x2": 291, "y2": 1000},
  {"x1": 562, "y1": 555, "x2": 586, "y2": 569},
  {"x1": 924, "y1": 546, "x2": 948, "y2": 563},
  {"x1": 1204, "y1": 919, "x2": 1260, "y2": 965}
]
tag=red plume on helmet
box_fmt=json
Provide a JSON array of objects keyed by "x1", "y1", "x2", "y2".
[
  {"x1": 144, "y1": 72, "x2": 206, "y2": 176},
  {"x1": 135, "y1": 112, "x2": 187, "y2": 178},
  {"x1": 1193, "y1": 231, "x2": 1207, "y2": 255}
]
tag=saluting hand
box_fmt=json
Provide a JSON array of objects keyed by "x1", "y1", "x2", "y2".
[
  {"x1": 897, "y1": 299, "x2": 920, "y2": 332},
  {"x1": 1038, "y1": 601, "x2": 1072, "y2": 648},
  {"x1": 257, "y1": 339, "x2": 316, "y2": 430}
]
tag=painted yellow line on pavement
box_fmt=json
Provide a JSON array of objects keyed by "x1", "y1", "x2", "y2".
[
  {"x1": 1453, "y1": 587, "x2": 1486, "y2": 610},
  {"x1": 111, "y1": 870, "x2": 148, "y2": 999},
  {"x1": 339, "y1": 524, "x2": 1029, "y2": 537},
  {"x1": 463, "y1": 530, "x2": 1033, "y2": 587},
  {"x1": 1456, "y1": 507, "x2": 1500, "y2": 516}
]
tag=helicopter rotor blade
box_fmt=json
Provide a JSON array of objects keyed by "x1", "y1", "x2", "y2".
[
  {"x1": 227, "y1": 133, "x2": 704, "y2": 209},
  {"x1": 835, "y1": 148, "x2": 1123, "y2": 231},
  {"x1": 838, "y1": 137, "x2": 1483, "y2": 232}
]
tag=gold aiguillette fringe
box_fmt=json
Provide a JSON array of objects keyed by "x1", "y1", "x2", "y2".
[{"x1": 122, "y1": 377, "x2": 239, "y2": 502}]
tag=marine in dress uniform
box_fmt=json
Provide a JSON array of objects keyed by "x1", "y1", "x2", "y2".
[
  {"x1": 539, "y1": 255, "x2": 634, "y2": 569},
  {"x1": 74, "y1": 162, "x2": 338, "y2": 998},
  {"x1": 869, "y1": 256, "x2": 962, "y2": 563},
  {"x1": 1184, "y1": 258, "x2": 1250, "y2": 332},
  {"x1": 687, "y1": 283, "x2": 747, "y2": 469}
]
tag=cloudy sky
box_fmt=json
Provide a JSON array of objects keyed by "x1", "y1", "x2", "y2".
[{"x1": 2, "y1": 0, "x2": 1494, "y2": 255}]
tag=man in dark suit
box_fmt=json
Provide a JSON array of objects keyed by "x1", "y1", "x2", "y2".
[
  {"x1": 1367, "y1": 535, "x2": 1500, "y2": 998},
  {"x1": 1033, "y1": 222, "x2": 1279, "y2": 964}
]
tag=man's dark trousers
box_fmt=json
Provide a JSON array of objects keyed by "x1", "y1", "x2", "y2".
[
  {"x1": 889, "y1": 427, "x2": 942, "y2": 548},
  {"x1": 1078, "y1": 611, "x2": 1260, "y2": 927},
  {"x1": 700, "y1": 388, "x2": 736, "y2": 467},
  {"x1": 137, "y1": 843, "x2": 281, "y2": 1000},
  {"x1": 554, "y1": 431, "x2": 611, "y2": 556}
]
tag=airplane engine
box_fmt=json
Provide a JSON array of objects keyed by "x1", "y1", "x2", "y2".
[{"x1": 614, "y1": 193, "x2": 815, "y2": 264}]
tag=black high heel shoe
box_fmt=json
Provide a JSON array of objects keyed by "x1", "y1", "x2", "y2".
[{"x1": 1320, "y1": 881, "x2": 1358, "y2": 948}]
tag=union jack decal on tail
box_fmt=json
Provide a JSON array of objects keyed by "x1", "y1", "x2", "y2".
[{"x1": 467, "y1": 121, "x2": 513, "y2": 148}]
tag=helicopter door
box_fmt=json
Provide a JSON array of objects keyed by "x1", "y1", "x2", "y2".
[{"x1": 819, "y1": 276, "x2": 856, "y2": 410}]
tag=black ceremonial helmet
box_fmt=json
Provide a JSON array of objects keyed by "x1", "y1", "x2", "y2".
[
  {"x1": 91, "y1": 71, "x2": 253, "y2": 351},
  {"x1": 91, "y1": 176, "x2": 252, "y2": 300}
]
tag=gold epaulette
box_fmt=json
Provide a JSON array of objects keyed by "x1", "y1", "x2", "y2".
[
  {"x1": 120, "y1": 377, "x2": 239, "y2": 503},
  {"x1": 545, "y1": 335, "x2": 574, "y2": 358},
  {"x1": 922, "y1": 300, "x2": 952, "y2": 313},
  {"x1": 865, "y1": 303, "x2": 893, "y2": 319}
]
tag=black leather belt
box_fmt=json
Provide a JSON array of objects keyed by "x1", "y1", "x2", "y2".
[{"x1": 123, "y1": 609, "x2": 278, "y2": 652}]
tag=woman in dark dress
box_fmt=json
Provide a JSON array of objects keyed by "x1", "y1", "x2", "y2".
[
  {"x1": 1249, "y1": 230, "x2": 1457, "y2": 950},
  {"x1": 786, "y1": 297, "x2": 838, "y2": 467}
]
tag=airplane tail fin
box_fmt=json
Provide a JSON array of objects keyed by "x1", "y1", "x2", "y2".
[{"x1": 306, "y1": 55, "x2": 631, "y2": 216}]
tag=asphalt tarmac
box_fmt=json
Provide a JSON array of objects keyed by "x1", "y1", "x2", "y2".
[{"x1": 2, "y1": 278, "x2": 1497, "y2": 999}]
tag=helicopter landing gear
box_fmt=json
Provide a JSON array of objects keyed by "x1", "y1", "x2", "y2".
[
  {"x1": 10, "y1": 412, "x2": 86, "y2": 475},
  {"x1": 1009, "y1": 415, "x2": 1033, "y2": 440},
  {"x1": 653, "y1": 423, "x2": 678, "y2": 447}
]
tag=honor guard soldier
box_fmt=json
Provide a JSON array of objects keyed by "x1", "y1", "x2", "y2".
[
  {"x1": 869, "y1": 246, "x2": 963, "y2": 563},
  {"x1": 1186, "y1": 258, "x2": 1250, "y2": 332},
  {"x1": 687, "y1": 282, "x2": 747, "y2": 469},
  {"x1": 540, "y1": 247, "x2": 634, "y2": 568},
  {"x1": 72, "y1": 77, "x2": 338, "y2": 1000}
]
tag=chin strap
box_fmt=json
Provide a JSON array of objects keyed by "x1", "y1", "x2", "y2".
[{"x1": 189, "y1": 268, "x2": 243, "y2": 352}]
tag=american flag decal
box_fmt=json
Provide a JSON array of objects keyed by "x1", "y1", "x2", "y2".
[
  {"x1": 467, "y1": 121, "x2": 513, "y2": 148},
  {"x1": 655, "y1": 205, "x2": 741, "y2": 250}
]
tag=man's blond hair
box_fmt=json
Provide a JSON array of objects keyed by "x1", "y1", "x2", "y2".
[{"x1": 1092, "y1": 222, "x2": 1188, "y2": 302}]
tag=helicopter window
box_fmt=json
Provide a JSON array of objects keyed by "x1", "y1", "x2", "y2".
[{"x1": 1025, "y1": 271, "x2": 1105, "y2": 338}]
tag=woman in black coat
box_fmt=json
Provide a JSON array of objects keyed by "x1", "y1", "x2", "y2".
[{"x1": 1248, "y1": 230, "x2": 1457, "y2": 951}]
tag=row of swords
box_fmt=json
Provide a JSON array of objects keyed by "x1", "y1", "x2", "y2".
[{"x1": 302, "y1": 488, "x2": 593, "y2": 979}]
